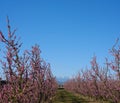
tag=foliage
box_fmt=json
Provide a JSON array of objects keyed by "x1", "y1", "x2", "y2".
[
  {"x1": 0, "y1": 18, "x2": 57, "y2": 103},
  {"x1": 64, "y1": 40, "x2": 120, "y2": 103}
]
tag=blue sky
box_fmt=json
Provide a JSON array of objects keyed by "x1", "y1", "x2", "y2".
[{"x1": 0, "y1": 0, "x2": 120, "y2": 78}]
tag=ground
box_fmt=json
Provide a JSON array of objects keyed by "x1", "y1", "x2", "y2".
[{"x1": 52, "y1": 88, "x2": 110, "y2": 103}]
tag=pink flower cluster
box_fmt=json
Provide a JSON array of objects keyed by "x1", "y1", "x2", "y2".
[
  {"x1": 64, "y1": 43, "x2": 120, "y2": 103},
  {"x1": 0, "y1": 18, "x2": 57, "y2": 103}
]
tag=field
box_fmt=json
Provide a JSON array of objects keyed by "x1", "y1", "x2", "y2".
[{"x1": 52, "y1": 88, "x2": 109, "y2": 103}]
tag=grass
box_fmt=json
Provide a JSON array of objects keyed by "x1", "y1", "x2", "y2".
[
  {"x1": 52, "y1": 88, "x2": 89, "y2": 103},
  {"x1": 52, "y1": 88, "x2": 110, "y2": 103}
]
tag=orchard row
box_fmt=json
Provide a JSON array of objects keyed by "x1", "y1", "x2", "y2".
[
  {"x1": 64, "y1": 39, "x2": 120, "y2": 103},
  {"x1": 0, "y1": 18, "x2": 58, "y2": 103}
]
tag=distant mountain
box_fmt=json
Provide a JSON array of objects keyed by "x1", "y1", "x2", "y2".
[{"x1": 56, "y1": 77, "x2": 69, "y2": 85}]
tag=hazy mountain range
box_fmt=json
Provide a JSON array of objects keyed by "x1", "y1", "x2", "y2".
[{"x1": 56, "y1": 77, "x2": 69, "y2": 85}]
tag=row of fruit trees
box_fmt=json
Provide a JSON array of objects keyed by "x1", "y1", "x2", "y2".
[
  {"x1": 64, "y1": 39, "x2": 120, "y2": 103},
  {"x1": 0, "y1": 18, "x2": 58, "y2": 103}
]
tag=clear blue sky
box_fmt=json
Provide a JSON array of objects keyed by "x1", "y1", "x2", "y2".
[{"x1": 0, "y1": 0, "x2": 120, "y2": 78}]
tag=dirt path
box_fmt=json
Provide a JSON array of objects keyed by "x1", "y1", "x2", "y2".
[{"x1": 52, "y1": 89, "x2": 89, "y2": 103}]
